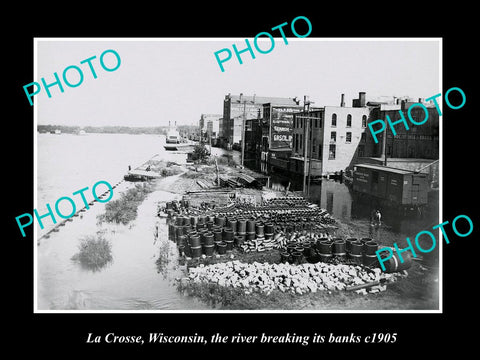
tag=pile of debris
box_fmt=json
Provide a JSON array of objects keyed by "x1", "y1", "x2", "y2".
[{"x1": 183, "y1": 260, "x2": 404, "y2": 296}]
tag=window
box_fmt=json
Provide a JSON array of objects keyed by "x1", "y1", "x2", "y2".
[
  {"x1": 346, "y1": 132, "x2": 352, "y2": 143},
  {"x1": 362, "y1": 115, "x2": 367, "y2": 128},
  {"x1": 346, "y1": 114, "x2": 352, "y2": 127},
  {"x1": 372, "y1": 171, "x2": 379, "y2": 184},
  {"x1": 329, "y1": 144, "x2": 336, "y2": 159},
  {"x1": 331, "y1": 113, "x2": 337, "y2": 127},
  {"x1": 299, "y1": 134, "x2": 303, "y2": 149},
  {"x1": 361, "y1": 132, "x2": 366, "y2": 143},
  {"x1": 315, "y1": 118, "x2": 318, "y2": 128},
  {"x1": 295, "y1": 133, "x2": 299, "y2": 152},
  {"x1": 318, "y1": 146, "x2": 322, "y2": 159},
  {"x1": 312, "y1": 138, "x2": 316, "y2": 153},
  {"x1": 330, "y1": 131, "x2": 336, "y2": 142}
]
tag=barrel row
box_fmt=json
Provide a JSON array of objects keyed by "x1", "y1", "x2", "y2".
[{"x1": 279, "y1": 237, "x2": 380, "y2": 267}]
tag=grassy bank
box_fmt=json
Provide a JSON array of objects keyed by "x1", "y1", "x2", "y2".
[{"x1": 97, "y1": 182, "x2": 155, "y2": 225}]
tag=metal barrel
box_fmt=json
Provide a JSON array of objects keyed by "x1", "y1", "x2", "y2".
[
  {"x1": 189, "y1": 234, "x2": 201, "y2": 248},
  {"x1": 346, "y1": 238, "x2": 358, "y2": 253},
  {"x1": 333, "y1": 239, "x2": 346, "y2": 255},
  {"x1": 317, "y1": 241, "x2": 332, "y2": 255},
  {"x1": 380, "y1": 251, "x2": 413, "y2": 273},
  {"x1": 177, "y1": 235, "x2": 187, "y2": 247},
  {"x1": 203, "y1": 244, "x2": 215, "y2": 256},
  {"x1": 216, "y1": 242, "x2": 227, "y2": 255},
  {"x1": 226, "y1": 218, "x2": 237, "y2": 233},
  {"x1": 255, "y1": 223, "x2": 265, "y2": 238},
  {"x1": 264, "y1": 223, "x2": 274, "y2": 239},
  {"x1": 237, "y1": 219, "x2": 247, "y2": 235},
  {"x1": 349, "y1": 241, "x2": 363, "y2": 256},
  {"x1": 319, "y1": 253, "x2": 332, "y2": 263},
  {"x1": 225, "y1": 240, "x2": 234, "y2": 251},
  {"x1": 364, "y1": 241, "x2": 378, "y2": 255},
  {"x1": 191, "y1": 246, "x2": 202, "y2": 258},
  {"x1": 203, "y1": 232, "x2": 214, "y2": 246},
  {"x1": 362, "y1": 254, "x2": 378, "y2": 267},
  {"x1": 292, "y1": 251, "x2": 303, "y2": 264},
  {"x1": 213, "y1": 229, "x2": 223, "y2": 243},
  {"x1": 246, "y1": 219, "x2": 256, "y2": 233},
  {"x1": 223, "y1": 228, "x2": 234, "y2": 241},
  {"x1": 183, "y1": 244, "x2": 192, "y2": 257}
]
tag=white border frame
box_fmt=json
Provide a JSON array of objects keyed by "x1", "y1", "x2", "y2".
[{"x1": 33, "y1": 37, "x2": 443, "y2": 314}]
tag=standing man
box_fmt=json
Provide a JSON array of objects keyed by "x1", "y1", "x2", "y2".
[{"x1": 370, "y1": 209, "x2": 382, "y2": 241}]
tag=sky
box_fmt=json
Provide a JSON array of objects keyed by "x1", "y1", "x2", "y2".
[{"x1": 35, "y1": 38, "x2": 440, "y2": 127}]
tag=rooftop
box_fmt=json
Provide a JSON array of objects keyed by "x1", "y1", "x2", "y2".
[
  {"x1": 354, "y1": 163, "x2": 417, "y2": 175},
  {"x1": 226, "y1": 94, "x2": 299, "y2": 106}
]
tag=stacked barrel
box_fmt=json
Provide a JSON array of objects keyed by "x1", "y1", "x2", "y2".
[
  {"x1": 168, "y1": 214, "x2": 253, "y2": 258},
  {"x1": 278, "y1": 236, "x2": 380, "y2": 267}
]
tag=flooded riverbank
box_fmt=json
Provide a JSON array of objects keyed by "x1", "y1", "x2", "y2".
[{"x1": 36, "y1": 134, "x2": 210, "y2": 310}]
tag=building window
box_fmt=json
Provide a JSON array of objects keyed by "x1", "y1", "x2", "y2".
[
  {"x1": 346, "y1": 114, "x2": 352, "y2": 127},
  {"x1": 300, "y1": 118, "x2": 303, "y2": 128},
  {"x1": 299, "y1": 134, "x2": 303, "y2": 149},
  {"x1": 312, "y1": 138, "x2": 316, "y2": 153},
  {"x1": 319, "y1": 118, "x2": 323, "y2": 128},
  {"x1": 330, "y1": 131, "x2": 336, "y2": 142},
  {"x1": 315, "y1": 118, "x2": 318, "y2": 128},
  {"x1": 362, "y1": 115, "x2": 367, "y2": 128},
  {"x1": 329, "y1": 144, "x2": 336, "y2": 159},
  {"x1": 295, "y1": 133, "x2": 299, "y2": 152},
  {"x1": 346, "y1": 132, "x2": 352, "y2": 143},
  {"x1": 318, "y1": 146, "x2": 322, "y2": 159},
  {"x1": 331, "y1": 113, "x2": 337, "y2": 127},
  {"x1": 361, "y1": 132, "x2": 366, "y2": 143}
]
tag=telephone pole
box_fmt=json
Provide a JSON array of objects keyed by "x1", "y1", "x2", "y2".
[{"x1": 241, "y1": 100, "x2": 246, "y2": 168}]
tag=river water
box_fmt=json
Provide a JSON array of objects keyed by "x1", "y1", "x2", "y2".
[{"x1": 36, "y1": 133, "x2": 208, "y2": 310}]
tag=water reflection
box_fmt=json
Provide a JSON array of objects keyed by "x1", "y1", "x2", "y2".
[{"x1": 266, "y1": 175, "x2": 439, "y2": 238}]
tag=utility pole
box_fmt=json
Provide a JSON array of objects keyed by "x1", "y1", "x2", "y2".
[
  {"x1": 241, "y1": 100, "x2": 246, "y2": 168},
  {"x1": 382, "y1": 124, "x2": 387, "y2": 166},
  {"x1": 301, "y1": 96, "x2": 314, "y2": 196},
  {"x1": 303, "y1": 116, "x2": 309, "y2": 196}
]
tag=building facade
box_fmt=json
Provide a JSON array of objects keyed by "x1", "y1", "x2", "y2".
[
  {"x1": 290, "y1": 92, "x2": 370, "y2": 177},
  {"x1": 222, "y1": 94, "x2": 299, "y2": 147},
  {"x1": 199, "y1": 114, "x2": 222, "y2": 142}
]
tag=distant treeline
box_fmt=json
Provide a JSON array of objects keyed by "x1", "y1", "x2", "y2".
[{"x1": 37, "y1": 124, "x2": 199, "y2": 135}]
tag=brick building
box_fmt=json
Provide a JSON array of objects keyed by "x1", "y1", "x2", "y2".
[
  {"x1": 221, "y1": 94, "x2": 299, "y2": 147},
  {"x1": 290, "y1": 92, "x2": 370, "y2": 177}
]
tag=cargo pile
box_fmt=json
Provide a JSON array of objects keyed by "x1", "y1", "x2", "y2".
[
  {"x1": 163, "y1": 196, "x2": 343, "y2": 260},
  {"x1": 185, "y1": 260, "x2": 399, "y2": 295}
]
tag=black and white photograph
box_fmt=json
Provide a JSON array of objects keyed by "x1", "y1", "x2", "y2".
[
  {"x1": 33, "y1": 38, "x2": 442, "y2": 312},
  {"x1": 7, "y1": 6, "x2": 478, "y2": 355}
]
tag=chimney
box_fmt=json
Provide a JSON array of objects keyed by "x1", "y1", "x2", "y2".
[
  {"x1": 239, "y1": 93, "x2": 243, "y2": 103},
  {"x1": 418, "y1": 97, "x2": 424, "y2": 103},
  {"x1": 340, "y1": 94, "x2": 345, "y2": 107},
  {"x1": 359, "y1": 92, "x2": 366, "y2": 107}
]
